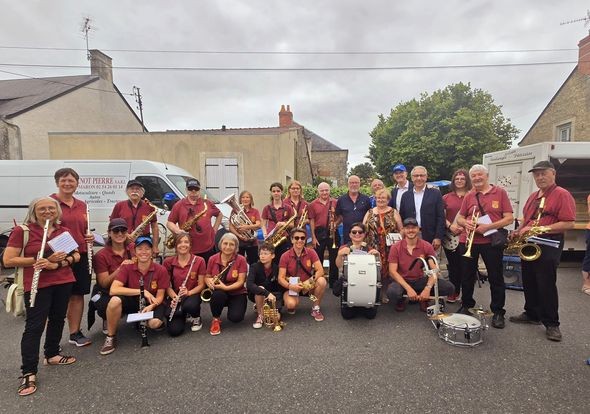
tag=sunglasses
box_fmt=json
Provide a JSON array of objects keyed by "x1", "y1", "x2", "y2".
[
  {"x1": 110, "y1": 228, "x2": 127, "y2": 234},
  {"x1": 292, "y1": 236, "x2": 306, "y2": 241},
  {"x1": 187, "y1": 187, "x2": 200, "y2": 192},
  {"x1": 351, "y1": 230, "x2": 364, "y2": 235}
]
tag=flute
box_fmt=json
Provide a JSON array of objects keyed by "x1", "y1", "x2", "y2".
[
  {"x1": 30, "y1": 219, "x2": 50, "y2": 308},
  {"x1": 168, "y1": 256, "x2": 197, "y2": 321},
  {"x1": 86, "y1": 205, "x2": 93, "y2": 275}
]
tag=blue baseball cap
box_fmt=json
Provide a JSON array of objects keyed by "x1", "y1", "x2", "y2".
[
  {"x1": 135, "y1": 236, "x2": 153, "y2": 247},
  {"x1": 392, "y1": 164, "x2": 407, "y2": 173}
]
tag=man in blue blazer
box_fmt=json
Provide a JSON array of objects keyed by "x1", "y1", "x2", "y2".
[
  {"x1": 388, "y1": 163, "x2": 413, "y2": 211},
  {"x1": 398, "y1": 166, "x2": 445, "y2": 250}
]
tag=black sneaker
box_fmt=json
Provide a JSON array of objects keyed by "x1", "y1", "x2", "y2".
[
  {"x1": 509, "y1": 312, "x2": 541, "y2": 325},
  {"x1": 491, "y1": 313, "x2": 505, "y2": 329},
  {"x1": 456, "y1": 306, "x2": 471, "y2": 315},
  {"x1": 546, "y1": 326, "x2": 562, "y2": 342},
  {"x1": 68, "y1": 331, "x2": 92, "y2": 347}
]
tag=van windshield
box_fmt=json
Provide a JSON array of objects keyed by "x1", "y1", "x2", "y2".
[{"x1": 167, "y1": 175, "x2": 220, "y2": 203}]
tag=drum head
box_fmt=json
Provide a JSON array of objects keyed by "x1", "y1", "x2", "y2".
[{"x1": 441, "y1": 313, "x2": 481, "y2": 328}]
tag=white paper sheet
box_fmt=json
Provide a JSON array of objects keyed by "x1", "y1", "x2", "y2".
[
  {"x1": 288, "y1": 276, "x2": 300, "y2": 296},
  {"x1": 47, "y1": 231, "x2": 79, "y2": 253},
  {"x1": 477, "y1": 214, "x2": 498, "y2": 237},
  {"x1": 126, "y1": 311, "x2": 154, "y2": 322}
]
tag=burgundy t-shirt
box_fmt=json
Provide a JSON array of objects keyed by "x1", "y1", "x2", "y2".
[
  {"x1": 308, "y1": 198, "x2": 337, "y2": 229},
  {"x1": 521, "y1": 185, "x2": 576, "y2": 232},
  {"x1": 116, "y1": 261, "x2": 170, "y2": 295},
  {"x1": 261, "y1": 203, "x2": 294, "y2": 233},
  {"x1": 110, "y1": 200, "x2": 157, "y2": 236},
  {"x1": 7, "y1": 223, "x2": 76, "y2": 292},
  {"x1": 163, "y1": 254, "x2": 206, "y2": 292},
  {"x1": 206, "y1": 253, "x2": 248, "y2": 295},
  {"x1": 279, "y1": 247, "x2": 320, "y2": 282},
  {"x1": 168, "y1": 197, "x2": 221, "y2": 254},
  {"x1": 388, "y1": 239, "x2": 436, "y2": 281},
  {"x1": 50, "y1": 194, "x2": 88, "y2": 253}
]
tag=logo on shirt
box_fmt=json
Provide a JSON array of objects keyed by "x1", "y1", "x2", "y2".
[
  {"x1": 492, "y1": 200, "x2": 499, "y2": 209},
  {"x1": 190, "y1": 271, "x2": 196, "y2": 280},
  {"x1": 151, "y1": 280, "x2": 158, "y2": 290},
  {"x1": 306, "y1": 259, "x2": 311, "y2": 267},
  {"x1": 232, "y1": 269, "x2": 238, "y2": 279}
]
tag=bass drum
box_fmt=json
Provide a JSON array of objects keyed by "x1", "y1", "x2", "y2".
[
  {"x1": 341, "y1": 253, "x2": 381, "y2": 308},
  {"x1": 437, "y1": 313, "x2": 483, "y2": 347}
]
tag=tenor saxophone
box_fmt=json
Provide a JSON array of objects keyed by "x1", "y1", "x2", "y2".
[
  {"x1": 128, "y1": 199, "x2": 159, "y2": 242},
  {"x1": 165, "y1": 200, "x2": 208, "y2": 249}
]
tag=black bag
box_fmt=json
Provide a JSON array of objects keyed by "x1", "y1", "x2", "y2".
[
  {"x1": 332, "y1": 278, "x2": 343, "y2": 297},
  {"x1": 490, "y1": 228, "x2": 509, "y2": 248},
  {"x1": 314, "y1": 227, "x2": 329, "y2": 241}
]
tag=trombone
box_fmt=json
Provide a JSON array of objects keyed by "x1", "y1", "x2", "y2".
[{"x1": 463, "y1": 208, "x2": 480, "y2": 259}]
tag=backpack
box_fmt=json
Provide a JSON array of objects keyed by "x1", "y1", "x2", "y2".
[{"x1": 4, "y1": 225, "x2": 29, "y2": 317}]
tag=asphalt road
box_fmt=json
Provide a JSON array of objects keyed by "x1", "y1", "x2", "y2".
[{"x1": 1, "y1": 263, "x2": 589, "y2": 413}]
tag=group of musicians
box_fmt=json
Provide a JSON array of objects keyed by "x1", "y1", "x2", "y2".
[{"x1": 4, "y1": 160, "x2": 576, "y2": 397}]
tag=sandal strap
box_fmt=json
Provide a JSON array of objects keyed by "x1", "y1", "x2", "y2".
[
  {"x1": 18, "y1": 373, "x2": 37, "y2": 392},
  {"x1": 58, "y1": 355, "x2": 72, "y2": 364}
]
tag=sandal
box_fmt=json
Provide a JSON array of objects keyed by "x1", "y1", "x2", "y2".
[
  {"x1": 18, "y1": 373, "x2": 37, "y2": 397},
  {"x1": 43, "y1": 355, "x2": 77, "y2": 366}
]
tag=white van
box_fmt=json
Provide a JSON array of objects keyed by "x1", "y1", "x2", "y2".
[{"x1": 0, "y1": 160, "x2": 230, "y2": 256}]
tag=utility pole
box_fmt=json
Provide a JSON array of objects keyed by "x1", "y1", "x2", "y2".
[{"x1": 133, "y1": 86, "x2": 146, "y2": 132}]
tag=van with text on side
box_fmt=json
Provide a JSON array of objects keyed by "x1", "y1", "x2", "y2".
[{"x1": 0, "y1": 160, "x2": 230, "y2": 261}]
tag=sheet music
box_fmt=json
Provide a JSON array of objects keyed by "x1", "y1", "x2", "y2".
[
  {"x1": 288, "y1": 276, "x2": 300, "y2": 296},
  {"x1": 47, "y1": 231, "x2": 79, "y2": 254},
  {"x1": 126, "y1": 311, "x2": 154, "y2": 322},
  {"x1": 477, "y1": 214, "x2": 498, "y2": 237}
]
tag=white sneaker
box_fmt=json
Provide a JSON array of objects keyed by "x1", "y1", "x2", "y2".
[
  {"x1": 252, "y1": 314, "x2": 263, "y2": 329},
  {"x1": 190, "y1": 317, "x2": 203, "y2": 332}
]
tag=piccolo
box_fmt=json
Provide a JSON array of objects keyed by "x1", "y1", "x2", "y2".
[
  {"x1": 30, "y1": 219, "x2": 50, "y2": 307},
  {"x1": 169, "y1": 256, "x2": 197, "y2": 321}
]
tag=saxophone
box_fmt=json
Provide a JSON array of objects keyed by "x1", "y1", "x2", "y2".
[
  {"x1": 128, "y1": 199, "x2": 158, "y2": 242},
  {"x1": 505, "y1": 197, "x2": 552, "y2": 261},
  {"x1": 265, "y1": 211, "x2": 297, "y2": 248},
  {"x1": 165, "y1": 199, "x2": 208, "y2": 249}
]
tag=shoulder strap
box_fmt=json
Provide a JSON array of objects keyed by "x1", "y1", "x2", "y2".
[
  {"x1": 475, "y1": 192, "x2": 486, "y2": 215},
  {"x1": 295, "y1": 255, "x2": 313, "y2": 277},
  {"x1": 15, "y1": 225, "x2": 30, "y2": 289}
]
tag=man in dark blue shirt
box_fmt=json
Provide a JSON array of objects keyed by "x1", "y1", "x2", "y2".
[{"x1": 336, "y1": 175, "x2": 371, "y2": 244}]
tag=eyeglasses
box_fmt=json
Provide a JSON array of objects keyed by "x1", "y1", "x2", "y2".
[
  {"x1": 351, "y1": 230, "x2": 364, "y2": 235},
  {"x1": 292, "y1": 236, "x2": 306, "y2": 241},
  {"x1": 110, "y1": 228, "x2": 127, "y2": 234},
  {"x1": 187, "y1": 187, "x2": 200, "y2": 192}
]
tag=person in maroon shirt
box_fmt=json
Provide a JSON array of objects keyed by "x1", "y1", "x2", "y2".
[
  {"x1": 278, "y1": 228, "x2": 326, "y2": 321},
  {"x1": 456, "y1": 164, "x2": 514, "y2": 328},
  {"x1": 90, "y1": 218, "x2": 134, "y2": 335},
  {"x1": 386, "y1": 218, "x2": 454, "y2": 312},
  {"x1": 309, "y1": 182, "x2": 341, "y2": 289},
  {"x1": 284, "y1": 180, "x2": 309, "y2": 229},
  {"x1": 206, "y1": 232, "x2": 248, "y2": 336},
  {"x1": 508, "y1": 161, "x2": 576, "y2": 342},
  {"x1": 101, "y1": 236, "x2": 169, "y2": 355},
  {"x1": 166, "y1": 178, "x2": 222, "y2": 264},
  {"x1": 442, "y1": 168, "x2": 471, "y2": 303},
  {"x1": 110, "y1": 179, "x2": 159, "y2": 257},
  {"x1": 50, "y1": 168, "x2": 94, "y2": 347},
  {"x1": 4, "y1": 196, "x2": 80, "y2": 397},
  {"x1": 229, "y1": 190, "x2": 261, "y2": 265},
  {"x1": 164, "y1": 232, "x2": 207, "y2": 336},
  {"x1": 261, "y1": 182, "x2": 295, "y2": 264}
]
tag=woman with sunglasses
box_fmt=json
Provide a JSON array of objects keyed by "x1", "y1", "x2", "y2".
[
  {"x1": 206, "y1": 232, "x2": 248, "y2": 336},
  {"x1": 229, "y1": 190, "x2": 261, "y2": 265},
  {"x1": 284, "y1": 180, "x2": 309, "y2": 229},
  {"x1": 90, "y1": 218, "x2": 135, "y2": 336},
  {"x1": 261, "y1": 182, "x2": 295, "y2": 264},
  {"x1": 4, "y1": 196, "x2": 80, "y2": 397},
  {"x1": 278, "y1": 228, "x2": 326, "y2": 321},
  {"x1": 335, "y1": 223, "x2": 380, "y2": 319},
  {"x1": 164, "y1": 232, "x2": 207, "y2": 336}
]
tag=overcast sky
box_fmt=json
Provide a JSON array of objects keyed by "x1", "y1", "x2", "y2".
[{"x1": 2, "y1": 1, "x2": 589, "y2": 167}]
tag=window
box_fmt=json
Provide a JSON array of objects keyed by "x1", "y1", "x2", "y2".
[
  {"x1": 556, "y1": 123, "x2": 571, "y2": 142},
  {"x1": 134, "y1": 176, "x2": 175, "y2": 208}
]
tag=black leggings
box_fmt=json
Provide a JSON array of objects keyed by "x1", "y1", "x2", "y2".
[
  {"x1": 21, "y1": 283, "x2": 73, "y2": 375},
  {"x1": 167, "y1": 295, "x2": 202, "y2": 337},
  {"x1": 239, "y1": 244, "x2": 259, "y2": 265},
  {"x1": 209, "y1": 291, "x2": 247, "y2": 322}
]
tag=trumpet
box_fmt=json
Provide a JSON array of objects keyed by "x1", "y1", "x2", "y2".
[
  {"x1": 296, "y1": 206, "x2": 308, "y2": 230},
  {"x1": 329, "y1": 204, "x2": 337, "y2": 249},
  {"x1": 200, "y1": 261, "x2": 234, "y2": 302},
  {"x1": 262, "y1": 298, "x2": 285, "y2": 332},
  {"x1": 463, "y1": 208, "x2": 480, "y2": 259}
]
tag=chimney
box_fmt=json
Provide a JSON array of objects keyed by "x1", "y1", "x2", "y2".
[
  {"x1": 89, "y1": 49, "x2": 113, "y2": 83},
  {"x1": 279, "y1": 104, "x2": 293, "y2": 127},
  {"x1": 578, "y1": 34, "x2": 590, "y2": 75}
]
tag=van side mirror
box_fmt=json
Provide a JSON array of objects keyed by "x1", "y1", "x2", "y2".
[{"x1": 163, "y1": 192, "x2": 179, "y2": 211}]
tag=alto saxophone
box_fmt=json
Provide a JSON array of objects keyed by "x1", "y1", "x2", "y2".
[
  {"x1": 165, "y1": 199, "x2": 208, "y2": 249},
  {"x1": 200, "y1": 261, "x2": 234, "y2": 302},
  {"x1": 505, "y1": 197, "x2": 551, "y2": 261},
  {"x1": 265, "y1": 211, "x2": 297, "y2": 248},
  {"x1": 128, "y1": 199, "x2": 159, "y2": 242}
]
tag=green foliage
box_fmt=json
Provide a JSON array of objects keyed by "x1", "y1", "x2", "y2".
[
  {"x1": 302, "y1": 184, "x2": 372, "y2": 201},
  {"x1": 312, "y1": 176, "x2": 333, "y2": 187},
  {"x1": 368, "y1": 82, "x2": 519, "y2": 182},
  {"x1": 349, "y1": 162, "x2": 376, "y2": 185}
]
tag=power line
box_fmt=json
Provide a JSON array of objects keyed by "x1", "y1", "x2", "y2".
[
  {"x1": 0, "y1": 45, "x2": 579, "y2": 55},
  {"x1": 0, "y1": 60, "x2": 580, "y2": 72}
]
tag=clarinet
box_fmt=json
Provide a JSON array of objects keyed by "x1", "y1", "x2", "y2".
[
  {"x1": 30, "y1": 219, "x2": 50, "y2": 308},
  {"x1": 86, "y1": 204, "x2": 93, "y2": 275},
  {"x1": 138, "y1": 274, "x2": 149, "y2": 347},
  {"x1": 168, "y1": 256, "x2": 197, "y2": 321}
]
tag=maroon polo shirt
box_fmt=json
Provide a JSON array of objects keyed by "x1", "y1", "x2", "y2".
[
  {"x1": 284, "y1": 198, "x2": 308, "y2": 228},
  {"x1": 388, "y1": 238, "x2": 436, "y2": 281},
  {"x1": 459, "y1": 186, "x2": 513, "y2": 245},
  {"x1": 93, "y1": 245, "x2": 133, "y2": 291},
  {"x1": 261, "y1": 203, "x2": 294, "y2": 233},
  {"x1": 50, "y1": 194, "x2": 88, "y2": 253},
  {"x1": 168, "y1": 197, "x2": 221, "y2": 254},
  {"x1": 522, "y1": 185, "x2": 576, "y2": 233},
  {"x1": 110, "y1": 200, "x2": 157, "y2": 236},
  {"x1": 279, "y1": 247, "x2": 320, "y2": 282},
  {"x1": 116, "y1": 261, "x2": 170, "y2": 296},
  {"x1": 308, "y1": 198, "x2": 337, "y2": 228},
  {"x1": 8, "y1": 223, "x2": 76, "y2": 292},
  {"x1": 163, "y1": 254, "x2": 206, "y2": 292},
  {"x1": 206, "y1": 253, "x2": 248, "y2": 295}
]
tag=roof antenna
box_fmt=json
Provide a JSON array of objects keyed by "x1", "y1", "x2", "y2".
[
  {"x1": 80, "y1": 17, "x2": 94, "y2": 60},
  {"x1": 560, "y1": 10, "x2": 590, "y2": 32}
]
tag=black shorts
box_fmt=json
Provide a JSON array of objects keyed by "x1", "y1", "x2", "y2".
[
  {"x1": 117, "y1": 296, "x2": 165, "y2": 321},
  {"x1": 71, "y1": 253, "x2": 91, "y2": 295},
  {"x1": 93, "y1": 290, "x2": 112, "y2": 320}
]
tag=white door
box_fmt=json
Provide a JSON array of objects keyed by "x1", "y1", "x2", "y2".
[{"x1": 205, "y1": 158, "x2": 239, "y2": 201}]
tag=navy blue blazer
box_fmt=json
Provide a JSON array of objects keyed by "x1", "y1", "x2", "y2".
[
  {"x1": 398, "y1": 187, "x2": 445, "y2": 243},
  {"x1": 388, "y1": 182, "x2": 414, "y2": 211}
]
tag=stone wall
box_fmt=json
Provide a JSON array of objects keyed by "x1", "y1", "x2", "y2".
[{"x1": 311, "y1": 149, "x2": 348, "y2": 187}]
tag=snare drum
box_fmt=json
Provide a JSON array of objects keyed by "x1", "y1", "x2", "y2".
[
  {"x1": 437, "y1": 313, "x2": 483, "y2": 347},
  {"x1": 341, "y1": 253, "x2": 381, "y2": 308}
]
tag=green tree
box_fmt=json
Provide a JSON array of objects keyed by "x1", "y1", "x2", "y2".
[
  {"x1": 349, "y1": 162, "x2": 376, "y2": 185},
  {"x1": 368, "y1": 82, "x2": 518, "y2": 182}
]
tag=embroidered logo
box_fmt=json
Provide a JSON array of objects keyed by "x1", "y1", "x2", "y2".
[
  {"x1": 306, "y1": 259, "x2": 311, "y2": 267},
  {"x1": 232, "y1": 269, "x2": 238, "y2": 278},
  {"x1": 151, "y1": 280, "x2": 158, "y2": 290},
  {"x1": 492, "y1": 200, "x2": 499, "y2": 209},
  {"x1": 190, "y1": 271, "x2": 196, "y2": 280}
]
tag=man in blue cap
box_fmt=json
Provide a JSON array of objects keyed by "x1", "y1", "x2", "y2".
[{"x1": 388, "y1": 163, "x2": 413, "y2": 211}]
